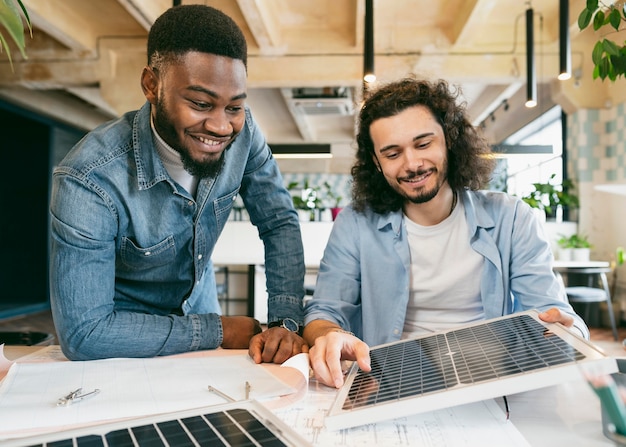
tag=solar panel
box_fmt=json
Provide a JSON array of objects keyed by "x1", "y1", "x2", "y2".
[
  {"x1": 325, "y1": 310, "x2": 618, "y2": 431},
  {"x1": 2, "y1": 400, "x2": 311, "y2": 447}
]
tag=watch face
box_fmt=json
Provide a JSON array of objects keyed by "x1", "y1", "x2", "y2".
[{"x1": 282, "y1": 318, "x2": 299, "y2": 332}]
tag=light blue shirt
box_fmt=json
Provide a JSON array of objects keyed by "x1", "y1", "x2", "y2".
[
  {"x1": 304, "y1": 190, "x2": 589, "y2": 345},
  {"x1": 50, "y1": 102, "x2": 305, "y2": 360}
]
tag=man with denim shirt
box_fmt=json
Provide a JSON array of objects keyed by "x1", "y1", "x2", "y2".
[
  {"x1": 50, "y1": 5, "x2": 306, "y2": 362},
  {"x1": 303, "y1": 78, "x2": 589, "y2": 389}
]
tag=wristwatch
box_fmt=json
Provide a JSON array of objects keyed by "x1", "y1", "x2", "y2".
[{"x1": 268, "y1": 318, "x2": 302, "y2": 335}]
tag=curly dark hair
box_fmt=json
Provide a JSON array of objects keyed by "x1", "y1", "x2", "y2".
[
  {"x1": 352, "y1": 77, "x2": 495, "y2": 214},
  {"x1": 147, "y1": 5, "x2": 247, "y2": 70}
]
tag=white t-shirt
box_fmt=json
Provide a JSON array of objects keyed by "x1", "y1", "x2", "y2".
[{"x1": 402, "y1": 198, "x2": 485, "y2": 338}]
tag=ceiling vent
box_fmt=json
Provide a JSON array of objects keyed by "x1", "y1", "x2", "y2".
[{"x1": 290, "y1": 87, "x2": 354, "y2": 116}]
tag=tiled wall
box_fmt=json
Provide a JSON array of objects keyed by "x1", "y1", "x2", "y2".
[
  {"x1": 568, "y1": 102, "x2": 626, "y2": 184},
  {"x1": 568, "y1": 100, "x2": 626, "y2": 320}
]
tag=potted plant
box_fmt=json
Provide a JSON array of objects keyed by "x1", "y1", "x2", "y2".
[
  {"x1": 322, "y1": 181, "x2": 343, "y2": 221},
  {"x1": 557, "y1": 233, "x2": 593, "y2": 262},
  {"x1": 521, "y1": 174, "x2": 579, "y2": 221},
  {"x1": 287, "y1": 179, "x2": 322, "y2": 221}
]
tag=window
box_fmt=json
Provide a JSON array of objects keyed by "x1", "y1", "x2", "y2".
[{"x1": 503, "y1": 106, "x2": 564, "y2": 198}]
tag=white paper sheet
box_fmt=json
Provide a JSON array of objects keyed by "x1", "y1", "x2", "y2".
[
  {"x1": 0, "y1": 354, "x2": 296, "y2": 439},
  {"x1": 272, "y1": 383, "x2": 531, "y2": 447}
]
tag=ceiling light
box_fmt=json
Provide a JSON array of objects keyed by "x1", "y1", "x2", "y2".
[
  {"x1": 525, "y1": 7, "x2": 537, "y2": 108},
  {"x1": 363, "y1": 0, "x2": 375, "y2": 83},
  {"x1": 270, "y1": 144, "x2": 332, "y2": 159},
  {"x1": 558, "y1": 0, "x2": 571, "y2": 81},
  {"x1": 491, "y1": 144, "x2": 552, "y2": 157}
]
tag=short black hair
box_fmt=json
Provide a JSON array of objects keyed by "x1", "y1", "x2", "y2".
[{"x1": 147, "y1": 5, "x2": 247, "y2": 68}]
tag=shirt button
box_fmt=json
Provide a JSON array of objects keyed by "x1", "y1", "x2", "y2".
[
  {"x1": 198, "y1": 254, "x2": 203, "y2": 260},
  {"x1": 393, "y1": 329, "x2": 400, "y2": 335},
  {"x1": 188, "y1": 200, "x2": 193, "y2": 206},
  {"x1": 144, "y1": 251, "x2": 151, "y2": 256}
]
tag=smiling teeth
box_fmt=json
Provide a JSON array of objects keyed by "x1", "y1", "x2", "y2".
[
  {"x1": 408, "y1": 174, "x2": 427, "y2": 182},
  {"x1": 197, "y1": 136, "x2": 220, "y2": 146}
]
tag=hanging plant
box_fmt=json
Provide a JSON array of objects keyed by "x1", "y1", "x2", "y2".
[
  {"x1": 0, "y1": 0, "x2": 31, "y2": 70},
  {"x1": 578, "y1": 0, "x2": 626, "y2": 81}
]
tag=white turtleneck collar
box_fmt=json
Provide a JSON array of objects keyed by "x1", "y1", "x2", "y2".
[{"x1": 150, "y1": 117, "x2": 199, "y2": 196}]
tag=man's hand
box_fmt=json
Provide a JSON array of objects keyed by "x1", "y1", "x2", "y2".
[
  {"x1": 538, "y1": 307, "x2": 574, "y2": 327},
  {"x1": 248, "y1": 327, "x2": 308, "y2": 364},
  {"x1": 307, "y1": 328, "x2": 371, "y2": 389},
  {"x1": 220, "y1": 316, "x2": 262, "y2": 349}
]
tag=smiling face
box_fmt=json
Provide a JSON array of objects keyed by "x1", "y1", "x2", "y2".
[
  {"x1": 370, "y1": 105, "x2": 449, "y2": 207},
  {"x1": 142, "y1": 52, "x2": 247, "y2": 178}
]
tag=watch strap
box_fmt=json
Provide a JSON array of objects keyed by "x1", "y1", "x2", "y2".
[{"x1": 268, "y1": 319, "x2": 303, "y2": 336}]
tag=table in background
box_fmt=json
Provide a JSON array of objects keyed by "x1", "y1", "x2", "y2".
[{"x1": 553, "y1": 260, "x2": 618, "y2": 340}]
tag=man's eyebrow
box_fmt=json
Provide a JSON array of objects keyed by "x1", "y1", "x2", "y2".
[
  {"x1": 378, "y1": 132, "x2": 435, "y2": 153},
  {"x1": 187, "y1": 85, "x2": 247, "y2": 101}
]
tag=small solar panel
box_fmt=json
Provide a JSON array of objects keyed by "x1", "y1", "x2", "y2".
[
  {"x1": 3, "y1": 400, "x2": 311, "y2": 447},
  {"x1": 325, "y1": 310, "x2": 618, "y2": 431}
]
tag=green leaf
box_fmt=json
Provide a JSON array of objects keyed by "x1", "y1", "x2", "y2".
[
  {"x1": 610, "y1": 53, "x2": 626, "y2": 74},
  {"x1": 593, "y1": 10, "x2": 605, "y2": 30},
  {"x1": 593, "y1": 63, "x2": 600, "y2": 79},
  {"x1": 0, "y1": 30, "x2": 13, "y2": 58},
  {"x1": 608, "y1": 61, "x2": 617, "y2": 81},
  {"x1": 16, "y1": 0, "x2": 30, "y2": 32},
  {"x1": 586, "y1": 0, "x2": 599, "y2": 11},
  {"x1": 599, "y1": 56, "x2": 611, "y2": 79},
  {"x1": 578, "y1": 8, "x2": 593, "y2": 29},
  {"x1": 592, "y1": 40, "x2": 604, "y2": 64},
  {"x1": 609, "y1": 8, "x2": 622, "y2": 31},
  {"x1": 0, "y1": 0, "x2": 28, "y2": 59},
  {"x1": 603, "y1": 38, "x2": 620, "y2": 56}
]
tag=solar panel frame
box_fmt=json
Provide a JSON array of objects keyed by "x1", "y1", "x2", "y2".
[
  {"x1": 2, "y1": 400, "x2": 311, "y2": 447},
  {"x1": 325, "y1": 310, "x2": 617, "y2": 431}
]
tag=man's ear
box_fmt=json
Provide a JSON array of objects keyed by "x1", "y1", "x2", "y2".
[{"x1": 141, "y1": 66, "x2": 158, "y2": 104}]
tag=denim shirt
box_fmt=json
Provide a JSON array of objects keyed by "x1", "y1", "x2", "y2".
[
  {"x1": 50, "y1": 102, "x2": 305, "y2": 360},
  {"x1": 304, "y1": 190, "x2": 589, "y2": 345}
]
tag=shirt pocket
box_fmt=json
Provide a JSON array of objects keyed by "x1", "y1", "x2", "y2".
[
  {"x1": 214, "y1": 188, "x2": 240, "y2": 228},
  {"x1": 120, "y1": 235, "x2": 176, "y2": 270}
]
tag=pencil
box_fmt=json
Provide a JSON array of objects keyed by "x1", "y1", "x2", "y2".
[{"x1": 588, "y1": 375, "x2": 626, "y2": 436}]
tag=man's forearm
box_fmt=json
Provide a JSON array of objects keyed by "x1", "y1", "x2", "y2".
[{"x1": 302, "y1": 319, "x2": 343, "y2": 347}]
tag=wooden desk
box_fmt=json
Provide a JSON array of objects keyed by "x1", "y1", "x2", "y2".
[{"x1": 0, "y1": 345, "x2": 618, "y2": 446}]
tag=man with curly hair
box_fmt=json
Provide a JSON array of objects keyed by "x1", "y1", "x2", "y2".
[
  {"x1": 303, "y1": 77, "x2": 588, "y2": 388},
  {"x1": 50, "y1": 5, "x2": 307, "y2": 363}
]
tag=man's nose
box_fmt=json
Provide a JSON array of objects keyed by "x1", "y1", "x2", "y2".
[{"x1": 203, "y1": 110, "x2": 232, "y2": 136}]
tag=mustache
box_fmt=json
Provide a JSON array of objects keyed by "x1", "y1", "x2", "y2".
[{"x1": 400, "y1": 168, "x2": 435, "y2": 181}]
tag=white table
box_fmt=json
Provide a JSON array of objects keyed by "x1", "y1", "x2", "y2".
[
  {"x1": 553, "y1": 260, "x2": 618, "y2": 341},
  {"x1": 553, "y1": 260, "x2": 610, "y2": 269},
  {"x1": 1, "y1": 346, "x2": 620, "y2": 446}
]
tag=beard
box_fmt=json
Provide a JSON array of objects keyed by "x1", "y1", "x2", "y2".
[
  {"x1": 153, "y1": 97, "x2": 226, "y2": 179},
  {"x1": 396, "y1": 163, "x2": 448, "y2": 205}
]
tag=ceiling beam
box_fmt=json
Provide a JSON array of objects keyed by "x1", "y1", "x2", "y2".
[{"x1": 236, "y1": 0, "x2": 283, "y2": 50}]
